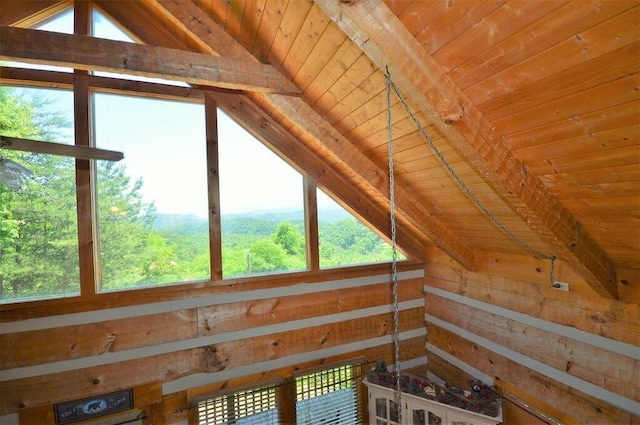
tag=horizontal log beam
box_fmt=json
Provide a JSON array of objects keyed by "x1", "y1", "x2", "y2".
[
  {"x1": 426, "y1": 323, "x2": 635, "y2": 424},
  {"x1": 1, "y1": 279, "x2": 423, "y2": 369},
  {"x1": 425, "y1": 248, "x2": 639, "y2": 346},
  {"x1": 0, "y1": 259, "x2": 423, "y2": 321},
  {"x1": 0, "y1": 309, "x2": 424, "y2": 414},
  {"x1": 426, "y1": 293, "x2": 639, "y2": 401},
  {"x1": 0, "y1": 26, "x2": 301, "y2": 95}
]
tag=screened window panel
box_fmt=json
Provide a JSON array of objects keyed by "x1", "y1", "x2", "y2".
[
  {"x1": 295, "y1": 364, "x2": 360, "y2": 425},
  {"x1": 197, "y1": 384, "x2": 279, "y2": 425}
]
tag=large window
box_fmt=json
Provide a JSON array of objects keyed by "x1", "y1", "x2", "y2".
[
  {"x1": 1, "y1": 4, "x2": 410, "y2": 305},
  {"x1": 0, "y1": 87, "x2": 78, "y2": 302},
  {"x1": 93, "y1": 93, "x2": 208, "y2": 291}
]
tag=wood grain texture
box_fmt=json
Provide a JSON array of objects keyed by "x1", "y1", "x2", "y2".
[
  {"x1": 315, "y1": 0, "x2": 618, "y2": 298},
  {"x1": 426, "y1": 324, "x2": 636, "y2": 424},
  {"x1": 425, "y1": 247, "x2": 639, "y2": 346},
  {"x1": 0, "y1": 261, "x2": 423, "y2": 321},
  {"x1": 0, "y1": 309, "x2": 424, "y2": 415},
  {"x1": 0, "y1": 26, "x2": 301, "y2": 94},
  {"x1": 198, "y1": 278, "x2": 424, "y2": 335},
  {"x1": 426, "y1": 293, "x2": 639, "y2": 401}
]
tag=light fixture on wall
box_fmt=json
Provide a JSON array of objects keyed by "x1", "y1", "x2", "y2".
[{"x1": 0, "y1": 135, "x2": 123, "y2": 191}]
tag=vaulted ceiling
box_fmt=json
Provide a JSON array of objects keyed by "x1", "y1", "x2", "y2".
[{"x1": 1, "y1": 0, "x2": 638, "y2": 299}]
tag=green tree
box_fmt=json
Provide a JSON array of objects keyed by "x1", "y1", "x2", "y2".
[
  {"x1": 273, "y1": 221, "x2": 305, "y2": 256},
  {"x1": 0, "y1": 87, "x2": 166, "y2": 300},
  {"x1": 0, "y1": 87, "x2": 79, "y2": 299},
  {"x1": 96, "y1": 161, "x2": 160, "y2": 290}
]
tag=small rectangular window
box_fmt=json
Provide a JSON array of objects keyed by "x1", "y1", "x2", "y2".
[
  {"x1": 197, "y1": 384, "x2": 280, "y2": 425},
  {"x1": 295, "y1": 363, "x2": 361, "y2": 424}
]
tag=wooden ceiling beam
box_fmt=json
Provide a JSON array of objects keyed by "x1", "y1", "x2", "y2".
[
  {"x1": 147, "y1": 0, "x2": 476, "y2": 270},
  {"x1": 0, "y1": 0, "x2": 66, "y2": 27},
  {"x1": 0, "y1": 25, "x2": 301, "y2": 95},
  {"x1": 314, "y1": 0, "x2": 617, "y2": 298}
]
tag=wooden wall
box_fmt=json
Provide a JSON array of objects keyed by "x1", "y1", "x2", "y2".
[
  {"x1": 423, "y1": 247, "x2": 640, "y2": 424},
  {"x1": 0, "y1": 263, "x2": 426, "y2": 425}
]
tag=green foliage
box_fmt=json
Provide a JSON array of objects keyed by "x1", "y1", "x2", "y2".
[
  {"x1": 0, "y1": 87, "x2": 81, "y2": 300},
  {"x1": 0, "y1": 87, "x2": 41, "y2": 139},
  {"x1": 319, "y1": 218, "x2": 396, "y2": 268},
  {"x1": 0, "y1": 87, "x2": 398, "y2": 302},
  {"x1": 274, "y1": 222, "x2": 305, "y2": 256}
]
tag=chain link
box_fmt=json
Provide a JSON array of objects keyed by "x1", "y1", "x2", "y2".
[
  {"x1": 384, "y1": 71, "x2": 557, "y2": 285},
  {"x1": 385, "y1": 67, "x2": 402, "y2": 421}
]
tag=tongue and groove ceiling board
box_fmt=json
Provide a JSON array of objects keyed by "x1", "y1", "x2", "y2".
[{"x1": 3, "y1": 0, "x2": 638, "y2": 297}]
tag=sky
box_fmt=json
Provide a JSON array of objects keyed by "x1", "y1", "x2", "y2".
[{"x1": 11, "y1": 7, "x2": 338, "y2": 218}]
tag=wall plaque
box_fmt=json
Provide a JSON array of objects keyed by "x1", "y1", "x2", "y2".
[{"x1": 54, "y1": 389, "x2": 133, "y2": 425}]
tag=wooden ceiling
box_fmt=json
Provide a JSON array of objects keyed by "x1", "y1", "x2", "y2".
[{"x1": 1, "y1": 0, "x2": 638, "y2": 299}]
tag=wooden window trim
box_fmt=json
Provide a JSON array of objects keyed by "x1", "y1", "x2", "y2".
[{"x1": 0, "y1": 66, "x2": 422, "y2": 318}]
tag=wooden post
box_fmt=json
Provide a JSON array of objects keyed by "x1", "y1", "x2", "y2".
[
  {"x1": 73, "y1": 0, "x2": 96, "y2": 297},
  {"x1": 304, "y1": 175, "x2": 320, "y2": 271},
  {"x1": 277, "y1": 377, "x2": 297, "y2": 424},
  {"x1": 205, "y1": 92, "x2": 223, "y2": 281}
]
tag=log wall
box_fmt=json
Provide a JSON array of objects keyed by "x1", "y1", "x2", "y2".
[
  {"x1": 423, "y1": 247, "x2": 640, "y2": 424},
  {"x1": 0, "y1": 264, "x2": 426, "y2": 425}
]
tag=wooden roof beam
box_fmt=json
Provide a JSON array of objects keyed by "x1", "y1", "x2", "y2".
[
  {"x1": 0, "y1": 25, "x2": 301, "y2": 95},
  {"x1": 0, "y1": 0, "x2": 66, "y2": 27},
  {"x1": 314, "y1": 0, "x2": 617, "y2": 298},
  {"x1": 147, "y1": 0, "x2": 476, "y2": 270}
]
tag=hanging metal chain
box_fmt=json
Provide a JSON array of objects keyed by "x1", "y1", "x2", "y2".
[
  {"x1": 385, "y1": 66, "x2": 402, "y2": 421},
  {"x1": 385, "y1": 73, "x2": 557, "y2": 285}
]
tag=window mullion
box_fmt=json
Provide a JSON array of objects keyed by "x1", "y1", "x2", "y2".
[
  {"x1": 73, "y1": 0, "x2": 96, "y2": 297},
  {"x1": 205, "y1": 92, "x2": 223, "y2": 281},
  {"x1": 304, "y1": 174, "x2": 319, "y2": 272}
]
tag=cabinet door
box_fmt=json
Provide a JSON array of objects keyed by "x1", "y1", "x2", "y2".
[
  {"x1": 405, "y1": 401, "x2": 447, "y2": 425},
  {"x1": 371, "y1": 395, "x2": 400, "y2": 425}
]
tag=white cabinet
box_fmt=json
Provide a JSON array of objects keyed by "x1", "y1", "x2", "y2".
[{"x1": 364, "y1": 379, "x2": 502, "y2": 425}]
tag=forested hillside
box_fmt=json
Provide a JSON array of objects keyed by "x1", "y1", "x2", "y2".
[
  {"x1": 0, "y1": 87, "x2": 396, "y2": 302},
  {"x1": 155, "y1": 210, "x2": 396, "y2": 277}
]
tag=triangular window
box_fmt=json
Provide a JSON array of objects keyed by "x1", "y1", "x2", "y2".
[
  {"x1": 91, "y1": 8, "x2": 189, "y2": 86},
  {"x1": 317, "y1": 188, "x2": 404, "y2": 268},
  {"x1": 218, "y1": 110, "x2": 307, "y2": 278},
  {"x1": 5, "y1": 7, "x2": 74, "y2": 73}
]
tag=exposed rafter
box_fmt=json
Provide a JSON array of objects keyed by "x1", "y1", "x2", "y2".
[
  {"x1": 145, "y1": 0, "x2": 477, "y2": 270},
  {"x1": 314, "y1": 0, "x2": 617, "y2": 298},
  {"x1": 0, "y1": 25, "x2": 301, "y2": 95}
]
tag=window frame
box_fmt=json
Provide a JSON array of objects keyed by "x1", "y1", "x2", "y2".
[
  {"x1": 294, "y1": 361, "x2": 364, "y2": 425},
  {"x1": 191, "y1": 360, "x2": 366, "y2": 425},
  {"x1": 195, "y1": 379, "x2": 283, "y2": 425},
  {"x1": 0, "y1": 4, "x2": 416, "y2": 313}
]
